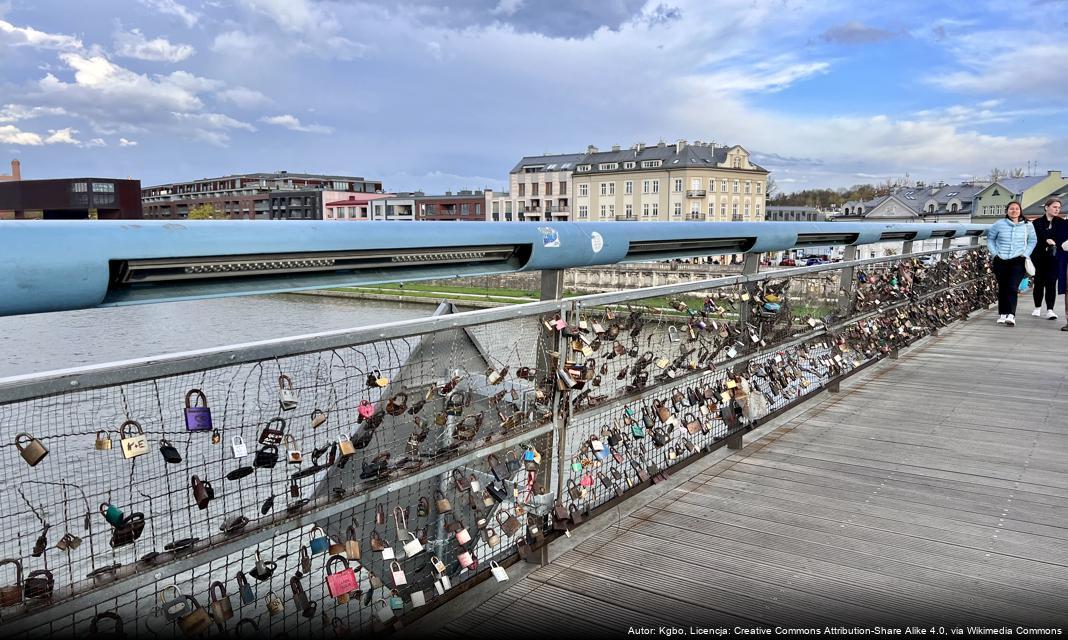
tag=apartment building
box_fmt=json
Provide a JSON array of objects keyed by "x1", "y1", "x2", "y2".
[
  {"x1": 487, "y1": 153, "x2": 583, "y2": 221},
  {"x1": 572, "y1": 140, "x2": 767, "y2": 223},
  {"x1": 142, "y1": 170, "x2": 383, "y2": 219}
]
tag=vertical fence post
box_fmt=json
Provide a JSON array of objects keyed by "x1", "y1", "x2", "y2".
[
  {"x1": 539, "y1": 269, "x2": 565, "y2": 566},
  {"x1": 738, "y1": 253, "x2": 761, "y2": 342},
  {"x1": 902, "y1": 240, "x2": 914, "y2": 256},
  {"x1": 837, "y1": 246, "x2": 858, "y2": 319}
]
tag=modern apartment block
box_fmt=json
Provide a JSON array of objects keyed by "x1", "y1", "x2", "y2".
[
  {"x1": 487, "y1": 152, "x2": 583, "y2": 221},
  {"x1": 141, "y1": 171, "x2": 383, "y2": 219},
  {"x1": 488, "y1": 141, "x2": 768, "y2": 223},
  {"x1": 764, "y1": 205, "x2": 829, "y2": 222},
  {"x1": 414, "y1": 191, "x2": 486, "y2": 221}
]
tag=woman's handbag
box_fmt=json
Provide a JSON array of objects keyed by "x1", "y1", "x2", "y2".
[{"x1": 1024, "y1": 257, "x2": 1036, "y2": 277}]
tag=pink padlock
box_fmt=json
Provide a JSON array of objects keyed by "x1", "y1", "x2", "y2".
[
  {"x1": 358, "y1": 400, "x2": 375, "y2": 420},
  {"x1": 457, "y1": 549, "x2": 475, "y2": 569}
]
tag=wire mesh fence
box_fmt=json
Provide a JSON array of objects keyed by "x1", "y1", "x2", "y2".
[{"x1": 0, "y1": 247, "x2": 995, "y2": 638}]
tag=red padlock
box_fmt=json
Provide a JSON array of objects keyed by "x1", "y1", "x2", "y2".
[{"x1": 325, "y1": 555, "x2": 357, "y2": 598}]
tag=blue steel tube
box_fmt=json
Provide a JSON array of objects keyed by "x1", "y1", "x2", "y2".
[{"x1": 0, "y1": 220, "x2": 987, "y2": 316}]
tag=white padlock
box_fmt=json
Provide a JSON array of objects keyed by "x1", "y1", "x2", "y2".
[
  {"x1": 402, "y1": 532, "x2": 423, "y2": 557},
  {"x1": 374, "y1": 599, "x2": 394, "y2": 623},
  {"x1": 231, "y1": 436, "x2": 247, "y2": 458},
  {"x1": 490, "y1": 561, "x2": 509, "y2": 583},
  {"x1": 410, "y1": 590, "x2": 426, "y2": 607},
  {"x1": 390, "y1": 561, "x2": 407, "y2": 587}
]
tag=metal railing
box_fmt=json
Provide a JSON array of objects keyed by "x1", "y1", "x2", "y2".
[{"x1": 0, "y1": 245, "x2": 994, "y2": 637}]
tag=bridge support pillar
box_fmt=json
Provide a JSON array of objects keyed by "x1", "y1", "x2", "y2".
[
  {"x1": 726, "y1": 431, "x2": 744, "y2": 450},
  {"x1": 890, "y1": 348, "x2": 900, "y2": 360},
  {"x1": 541, "y1": 269, "x2": 564, "y2": 301},
  {"x1": 902, "y1": 240, "x2": 914, "y2": 256},
  {"x1": 827, "y1": 379, "x2": 840, "y2": 393},
  {"x1": 837, "y1": 246, "x2": 859, "y2": 318}
]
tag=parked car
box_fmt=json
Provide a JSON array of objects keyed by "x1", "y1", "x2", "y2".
[
  {"x1": 805, "y1": 257, "x2": 824, "y2": 266},
  {"x1": 778, "y1": 258, "x2": 797, "y2": 266}
]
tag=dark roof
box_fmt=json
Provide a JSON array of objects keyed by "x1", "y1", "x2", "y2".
[
  {"x1": 510, "y1": 153, "x2": 587, "y2": 174},
  {"x1": 574, "y1": 143, "x2": 767, "y2": 175},
  {"x1": 146, "y1": 171, "x2": 377, "y2": 188}
]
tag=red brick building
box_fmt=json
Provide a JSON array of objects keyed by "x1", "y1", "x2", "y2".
[{"x1": 414, "y1": 190, "x2": 487, "y2": 221}]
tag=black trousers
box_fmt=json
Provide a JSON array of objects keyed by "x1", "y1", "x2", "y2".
[
  {"x1": 1032, "y1": 253, "x2": 1059, "y2": 309},
  {"x1": 992, "y1": 256, "x2": 1026, "y2": 316}
]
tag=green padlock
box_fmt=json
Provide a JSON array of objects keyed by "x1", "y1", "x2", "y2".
[
  {"x1": 388, "y1": 592, "x2": 404, "y2": 611},
  {"x1": 100, "y1": 503, "x2": 124, "y2": 527}
]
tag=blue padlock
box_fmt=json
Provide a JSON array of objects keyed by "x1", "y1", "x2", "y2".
[
  {"x1": 236, "y1": 571, "x2": 256, "y2": 605},
  {"x1": 309, "y1": 526, "x2": 330, "y2": 555}
]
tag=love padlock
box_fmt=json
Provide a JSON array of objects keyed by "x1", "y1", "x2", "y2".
[
  {"x1": 15, "y1": 433, "x2": 48, "y2": 467},
  {"x1": 183, "y1": 389, "x2": 213, "y2": 432},
  {"x1": 118, "y1": 420, "x2": 148, "y2": 460},
  {"x1": 278, "y1": 374, "x2": 299, "y2": 411},
  {"x1": 208, "y1": 581, "x2": 233, "y2": 623},
  {"x1": 325, "y1": 554, "x2": 357, "y2": 599}
]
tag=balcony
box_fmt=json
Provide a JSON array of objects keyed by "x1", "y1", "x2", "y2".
[
  {"x1": 686, "y1": 189, "x2": 707, "y2": 198},
  {"x1": 615, "y1": 214, "x2": 638, "y2": 221}
]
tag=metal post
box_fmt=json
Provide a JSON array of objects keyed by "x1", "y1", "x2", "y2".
[
  {"x1": 902, "y1": 240, "x2": 914, "y2": 256},
  {"x1": 541, "y1": 269, "x2": 565, "y2": 302},
  {"x1": 738, "y1": 253, "x2": 761, "y2": 333},
  {"x1": 837, "y1": 246, "x2": 858, "y2": 318},
  {"x1": 942, "y1": 238, "x2": 952, "y2": 252}
]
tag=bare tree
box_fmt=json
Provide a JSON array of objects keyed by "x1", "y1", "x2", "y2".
[
  {"x1": 1009, "y1": 167, "x2": 1025, "y2": 178},
  {"x1": 766, "y1": 176, "x2": 778, "y2": 199},
  {"x1": 989, "y1": 168, "x2": 1008, "y2": 182}
]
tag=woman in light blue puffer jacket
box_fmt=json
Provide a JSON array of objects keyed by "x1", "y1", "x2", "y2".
[{"x1": 986, "y1": 201, "x2": 1037, "y2": 326}]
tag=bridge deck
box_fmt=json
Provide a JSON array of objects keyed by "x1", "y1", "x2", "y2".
[{"x1": 424, "y1": 309, "x2": 1068, "y2": 634}]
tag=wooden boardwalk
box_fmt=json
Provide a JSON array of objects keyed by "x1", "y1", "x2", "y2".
[{"x1": 424, "y1": 310, "x2": 1068, "y2": 635}]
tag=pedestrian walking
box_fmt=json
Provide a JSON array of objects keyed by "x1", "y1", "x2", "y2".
[
  {"x1": 986, "y1": 201, "x2": 1036, "y2": 326},
  {"x1": 1029, "y1": 198, "x2": 1066, "y2": 319}
]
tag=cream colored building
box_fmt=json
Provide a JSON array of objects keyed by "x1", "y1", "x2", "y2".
[
  {"x1": 572, "y1": 140, "x2": 768, "y2": 223},
  {"x1": 486, "y1": 152, "x2": 584, "y2": 221}
]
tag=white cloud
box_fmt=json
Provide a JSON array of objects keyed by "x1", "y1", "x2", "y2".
[
  {"x1": 37, "y1": 53, "x2": 208, "y2": 115},
  {"x1": 260, "y1": 114, "x2": 332, "y2": 134},
  {"x1": 137, "y1": 0, "x2": 199, "y2": 28},
  {"x1": 683, "y1": 56, "x2": 830, "y2": 94},
  {"x1": 43, "y1": 127, "x2": 81, "y2": 145},
  {"x1": 210, "y1": 30, "x2": 258, "y2": 57},
  {"x1": 0, "y1": 124, "x2": 43, "y2": 145},
  {"x1": 172, "y1": 112, "x2": 256, "y2": 131},
  {"x1": 113, "y1": 29, "x2": 195, "y2": 62},
  {"x1": 0, "y1": 18, "x2": 82, "y2": 50},
  {"x1": 929, "y1": 34, "x2": 1068, "y2": 96},
  {"x1": 119, "y1": 137, "x2": 138, "y2": 146},
  {"x1": 233, "y1": 0, "x2": 366, "y2": 60},
  {"x1": 216, "y1": 86, "x2": 272, "y2": 109},
  {"x1": 0, "y1": 104, "x2": 68, "y2": 123},
  {"x1": 86, "y1": 137, "x2": 106, "y2": 147}
]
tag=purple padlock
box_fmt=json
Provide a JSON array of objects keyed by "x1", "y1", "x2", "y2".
[{"x1": 184, "y1": 388, "x2": 213, "y2": 432}]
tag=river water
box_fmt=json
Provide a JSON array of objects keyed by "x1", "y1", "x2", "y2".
[{"x1": 0, "y1": 294, "x2": 435, "y2": 378}]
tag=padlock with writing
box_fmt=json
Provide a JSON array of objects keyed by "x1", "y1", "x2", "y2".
[
  {"x1": 15, "y1": 432, "x2": 48, "y2": 467},
  {"x1": 231, "y1": 436, "x2": 247, "y2": 458},
  {"x1": 258, "y1": 417, "x2": 286, "y2": 445},
  {"x1": 265, "y1": 591, "x2": 283, "y2": 616},
  {"x1": 278, "y1": 374, "x2": 299, "y2": 411},
  {"x1": 325, "y1": 554, "x2": 358, "y2": 598},
  {"x1": 208, "y1": 581, "x2": 233, "y2": 623},
  {"x1": 94, "y1": 431, "x2": 113, "y2": 451},
  {"x1": 311, "y1": 408, "x2": 328, "y2": 428},
  {"x1": 159, "y1": 585, "x2": 193, "y2": 622},
  {"x1": 184, "y1": 389, "x2": 213, "y2": 432},
  {"x1": 284, "y1": 434, "x2": 303, "y2": 464},
  {"x1": 118, "y1": 420, "x2": 148, "y2": 459},
  {"x1": 490, "y1": 561, "x2": 509, "y2": 583}
]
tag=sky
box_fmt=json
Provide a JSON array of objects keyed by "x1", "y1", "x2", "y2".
[{"x1": 0, "y1": 0, "x2": 1065, "y2": 194}]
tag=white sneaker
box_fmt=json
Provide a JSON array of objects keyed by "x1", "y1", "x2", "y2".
[
  {"x1": 1032, "y1": 307, "x2": 1043, "y2": 317},
  {"x1": 1047, "y1": 309, "x2": 1059, "y2": 320},
  {"x1": 1006, "y1": 314, "x2": 1016, "y2": 326},
  {"x1": 996, "y1": 315, "x2": 1007, "y2": 324}
]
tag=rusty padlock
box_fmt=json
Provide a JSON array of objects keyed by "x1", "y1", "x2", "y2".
[{"x1": 15, "y1": 433, "x2": 48, "y2": 467}]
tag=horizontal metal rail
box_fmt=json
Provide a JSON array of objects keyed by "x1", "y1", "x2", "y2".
[{"x1": 0, "y1": 247, "x2": 976, "y2": 405}]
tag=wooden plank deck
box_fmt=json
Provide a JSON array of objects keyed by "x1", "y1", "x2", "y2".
[{"x1": 431, "y1": 311, "x2": 1068, "y2": 634}]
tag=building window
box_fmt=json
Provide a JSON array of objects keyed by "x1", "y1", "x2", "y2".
[
  {"x1": 532, "y1": 183, "x2": 539, "y2": 196},
  {"x1": 755, "y1": 204, "x2": 761, "y2": 217},
  {"x1": 721, "y1": 178, "x2": 728, "y2": 192},
  {"x1": 600, "y1": 183, "x2": 608, "y2": 196},
  {"x1": 624, "y1": 180, "x2": 633, "y2": 195},
  {"x1": 652, "y1": 180, "x2": 660, "y2": 193},
  {"x1": 733, "y1": 156, "x2": 741, "y2": 168},
  {"x1": 607, "y1": 204, "x2": 614, "y2": 217},
  {"x1": 642, "y1": 180, "x2": 650, "y2": 194},
  {"x1": 745, "y1": 181, "x2": 751, "y2": 194},
  {"x1": 709, "y1": 179, "x2": 716, "y2": 193},
  {"x1": 72, "y1": 182, "x2": 88, "y2": 193},
  {"x1": 625, "y1": 204, "x2": 633, "y2": 217},
  {"x1": 600, "y1": 204, "x2": 607, "y2": 217},
  {"x1": 756, "y1": 182, "x2": 763, "y2": 195},
  {"x1": 650, "y1": 203, "x2": 658, "y2": 216},
  {"x1": 690, "y1": 202, "x2": 700, "y2": 216},
  {"x1": 708, "y1": 202, "x2": 715, "y2": 217},
  {"x1": 505, "y1": 201, "x2": 513, "y2": 214},
  {"x1": 674, "y1": 179, "x2": 683, "y2": 192},
  {"x1": 461, "y1": 203, "x2": 470, "y2": 214},
  {"x1": 640, "y1": 160, "x2": 662, "y2": 168},
  {"x1": 744, "y1": 202, "x2": 750, "y2": 217},
  {"x1": 519, "y1": 200, "x2": 525, "y2": 211},
  {"x1": 624, "y1": 162, "x2": 635, "y2": 169},
  {"x1": 721, "y1": 200, "x2": 727, "y2": 216},
  {"x1": 691, "y1": 179, "x2": 701, "y2": 190},
  {"x1": 598, "y1": 163, "x2": 618, "y2": 170},
  {"x1": 732, "y1": 179, "x2": 739, "y2": 193},
  {"x1": 579, "y1": 183, "x2": 589, "y2": 197},
  {"x1": 577, "y1": 164, "x2": 591, "y2": 172},
  {"x1": 642, "y1": 203, "x2": 650, "y2": 217},
  {"x1": 518, "y1": 183, "x2": 526, "y2": 197},
  {"x1": 492, "y1": 202, "x2": 499, "y2": 214},
  {"x1": 545, "y1": 182, "x2": 553, "y2": 195},
  {"x1": 92, "y1": 182, "x2": 115, "y2": 193},
  {"x1": 732, "y1": 201, "x2": 739, "y2": 216},
  {"x1": 673, "y1": 202, "x2": 682, "y2": 216},
  {"x1": 578, "y1": 205, "x2": 588, "y2": 218},
  {"x1": 559, "y1": 181, "x2": 567, "y2": 195}
]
